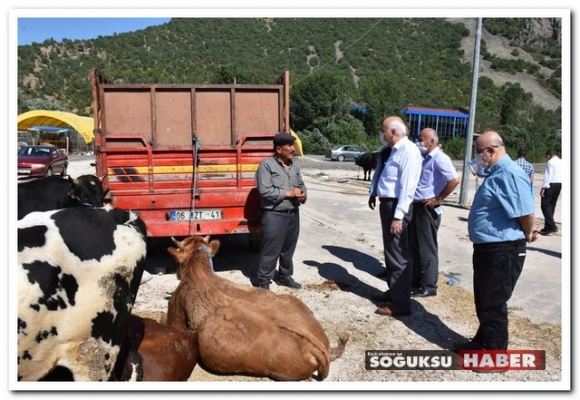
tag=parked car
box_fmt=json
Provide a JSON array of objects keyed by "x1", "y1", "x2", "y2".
[
  {"x1": 324, "y1": 145, "x2": 366, "y2": 162},
  {"x1": 17, "y1": 145, "x2": 69, "y2": 178}
]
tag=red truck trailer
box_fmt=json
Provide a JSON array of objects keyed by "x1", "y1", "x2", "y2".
[{"x1": 90, "y1": 68, "x2": 296, "y2": 250}]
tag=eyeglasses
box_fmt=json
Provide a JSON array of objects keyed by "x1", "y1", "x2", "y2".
[{"x1": 475, "y1": 145, "x2": 499, "y2": 155}]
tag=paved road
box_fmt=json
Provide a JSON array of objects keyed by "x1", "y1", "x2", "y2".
[
  {"x1": 298, "y1": 155, "x2": 564, "y2": 327},
  {"x1": 296, "y1": 165, "x2": 564, "y2": 327}
]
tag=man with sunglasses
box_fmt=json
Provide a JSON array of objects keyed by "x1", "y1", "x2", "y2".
[{"x1": 455, "y1": 131, "x2": 539, "y2": 352}]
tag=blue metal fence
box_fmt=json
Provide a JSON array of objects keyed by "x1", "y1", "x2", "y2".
[{"x1": 403, "y1": 106, "x2": 469, "y2": 140}]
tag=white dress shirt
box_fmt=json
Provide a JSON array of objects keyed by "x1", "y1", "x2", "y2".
[
  {"x1": 542, "y1": 156, "x2": 562, "y2": 189},
  {"x1": 375, "y1": 136, "x2": 422, "y2": 219}
]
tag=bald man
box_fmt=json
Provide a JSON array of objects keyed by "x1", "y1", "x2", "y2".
[
  {"x1": 456, "y1": 131, "x2": 539, "y2": 354},
  {"x1": 368, "y1": 116, "x2": 422, "y2": 317},
  {"x1": 409, "y1": 128, "x2": 460, "y2": 298}
]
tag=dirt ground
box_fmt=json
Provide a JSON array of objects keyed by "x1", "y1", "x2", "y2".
[{"x1": 129, "y1": 166, "x2": 566, "y2": 390}]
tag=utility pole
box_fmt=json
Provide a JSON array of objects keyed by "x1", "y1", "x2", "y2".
[{"x1": 459, "y1": 17, "x2": 482, "y2": 207}]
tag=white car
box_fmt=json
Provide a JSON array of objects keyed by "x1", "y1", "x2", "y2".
[{"x1": 324, "y1": 145, "x2": 366, "y2": 162}]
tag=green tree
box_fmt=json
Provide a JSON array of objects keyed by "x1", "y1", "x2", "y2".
[
  {"x1": 296, "y1": 128, "x2": 331, "y2": 155},
  {"x1": 357, "y1": 74, "x2": 405, "y2": 137},
  {"x1": 324, "y1": 114, "x2": 367, "y2": 148},
  {"x1": 290, "y1": 70, "x2": 354, "y2": 134},
  {"x1": 499, "y1": 83, "x2": 532, "y2": 126}
]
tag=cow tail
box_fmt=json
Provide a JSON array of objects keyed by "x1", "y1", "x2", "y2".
[
  {"x1": 329, "y1": 335, "x2": 349, "y2": 361},
  {"x1": 311, "y1": 342, "x2": 331, "y2": 380},
  {"x1": 277, "y1": 325, "x2": 332, "y2": 380}
]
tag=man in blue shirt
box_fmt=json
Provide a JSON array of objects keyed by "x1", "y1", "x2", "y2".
[
  {"x1": 368, "y1": 116, "x2": 422, "y2": 317},
  {"x1": 409, "y1": 128, "x2": 460, "y2": 298},
  {"x1": 456, "y1": 131, "x2": 539, "y2": 352}
]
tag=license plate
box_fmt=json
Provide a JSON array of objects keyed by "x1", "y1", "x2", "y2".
[
  {"x1": 170, "y1": 209, "x2": 223, "y2": 221},
  {"x1": 18, "y1": 169, "x2": 30, "y2": 174}
]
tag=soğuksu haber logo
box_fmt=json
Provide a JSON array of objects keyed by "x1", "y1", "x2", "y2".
[{"x1": 455, "y1": 350, "x2": 546, "y2": 372}]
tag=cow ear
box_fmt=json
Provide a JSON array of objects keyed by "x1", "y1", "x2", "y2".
[
  {"x1": 208, "y1": 240, "x2": 220, "y2": 256},
  {"x1": 203, "y1": 234, "x2": 211, "y2": 244}
]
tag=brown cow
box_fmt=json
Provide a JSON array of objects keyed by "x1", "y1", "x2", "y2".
[
  {"x1": 113, "y1": 314, "x2": 200, "y2": 381},
  {"x1": 165, "y1": 235, "x2": 348, "y2": 381}
]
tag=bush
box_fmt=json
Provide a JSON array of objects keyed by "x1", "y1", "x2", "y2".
[
  {"x1": 295, "y1": 128, "x2": 331, "y2": 155},
  {"x1": 440, "y1": 136, "x2": 467, "y2": 160}
]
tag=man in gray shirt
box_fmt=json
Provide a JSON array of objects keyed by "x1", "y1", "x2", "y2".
[{"x1": 255, "y1": 132, "x2": 307, "y2": 290}]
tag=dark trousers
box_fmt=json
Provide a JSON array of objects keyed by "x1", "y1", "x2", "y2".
[
  {"x1": 379, "y1": 199, "x2": 414, "y2": 309},
  {"x1": 472, "y1": 240, "x2": 526, "y2": 350},
  {"x1": 541, "y1": 183, "x2": 561, "y2": 232},
  {"x1": 409, "y1": 203, "x2": 441, "y2": 290},
  {"x1": 257, "y1": 210, "x2": 300, "y2": 284}
]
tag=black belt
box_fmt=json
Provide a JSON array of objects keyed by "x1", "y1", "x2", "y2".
[
  {"x1": 379, "y1": 197, "x2": 397, "y2": 203},
  {"x1": 266, "y1": 208, "x2": 298, "y2": 214},
  {"x1": 473, "y1": 239, "x2": 526, "y2": 250}
]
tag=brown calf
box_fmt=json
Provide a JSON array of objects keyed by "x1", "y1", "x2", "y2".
[
  {"x1": 165, "y1": 235, "x2": 348, "y2": 381},
  {"x1": 114, "y1": 314, "x2": 200, "y2": 381}
]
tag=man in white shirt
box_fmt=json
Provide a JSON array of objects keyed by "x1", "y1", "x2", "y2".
[
  {"x1": 367, "y1": 116, "x2": 422, "y2": 317},
  {"x1": 540, "y1": 149, "x2": 562, "y2": 236},
  {"x1": 468, "y1": 157, "x2": 487, "y2": 193}
]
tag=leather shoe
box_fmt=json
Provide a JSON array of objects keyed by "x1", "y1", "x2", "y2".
[
  {"x1": 375, "y1": 270, "x2": 389, "y2": 278},
  {"x1": 412, "y1": 287, "x2": 437, "y2": 298},
  {"x1": 375, "y1": 305, "x2": 411, "y2": 317},
  {"x1": 258, "y1": 283, "x2": 270, "y2": 290},
  {"x1": 371, "y1": 290, "x2": 392, "y2": 302},
  {"x1": 276, "y1": 276, "x2": 302, "y2": 289}
]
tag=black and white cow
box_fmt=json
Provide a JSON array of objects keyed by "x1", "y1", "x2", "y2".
[
  {"x1": 17, "y1": 175, "x2": 106, "y2": 220},
  {"x1": 355, "y1": 152, "x2": 380, "y2": 181},
  {"x1": 17, "y1": 206, "x2": 147, "y2": 381}
]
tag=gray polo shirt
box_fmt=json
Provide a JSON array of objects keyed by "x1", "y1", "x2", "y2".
[{"x1": 255, "y1": 156, "x2": 307, "y2": 211}]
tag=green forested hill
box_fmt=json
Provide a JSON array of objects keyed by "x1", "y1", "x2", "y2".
[{"x1": 17, "y1": 17, "x2": 562, "y2": 159}]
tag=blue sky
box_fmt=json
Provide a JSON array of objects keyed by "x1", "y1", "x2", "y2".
[{"x1": 17, "y1": 18, "x2": 171, "y2": 46}]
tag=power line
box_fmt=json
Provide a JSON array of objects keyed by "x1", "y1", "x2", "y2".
[{"x1": 291, "y1": 18, "x2": 384, "y2": 88}]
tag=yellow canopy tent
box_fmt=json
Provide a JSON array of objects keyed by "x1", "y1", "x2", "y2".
[
  {"x1": 290, "y1": 129, "x2": 303, "y2": 157},
  {"x1": 17, "y1": 110, "x2": 94, "y2": 144}
]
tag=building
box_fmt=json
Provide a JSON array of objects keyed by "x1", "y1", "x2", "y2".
[{"x1": 403, "y1": 106, "x2": 469, "y2": 140}]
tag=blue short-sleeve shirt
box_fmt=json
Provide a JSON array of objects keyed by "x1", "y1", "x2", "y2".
[{"x1": 468, "y1": 155, "x2": 535, "y2": 244}]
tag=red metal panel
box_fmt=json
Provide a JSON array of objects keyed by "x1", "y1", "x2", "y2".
[
  {"x1": 234, "y1": 91, "x2": 280, "y2": 139},
  {"x1": 155, "y1": 90, "x2": 194, "y2": 146},
  {"x1": 103, "y1": 91, "x2": 153, "y2": 143},
  {"x1": 91, "y1": 68, "x2": 290, "y2": 239},
  {"x1": 195, "y1": 90, "x2": 232, "y2": 145}
]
